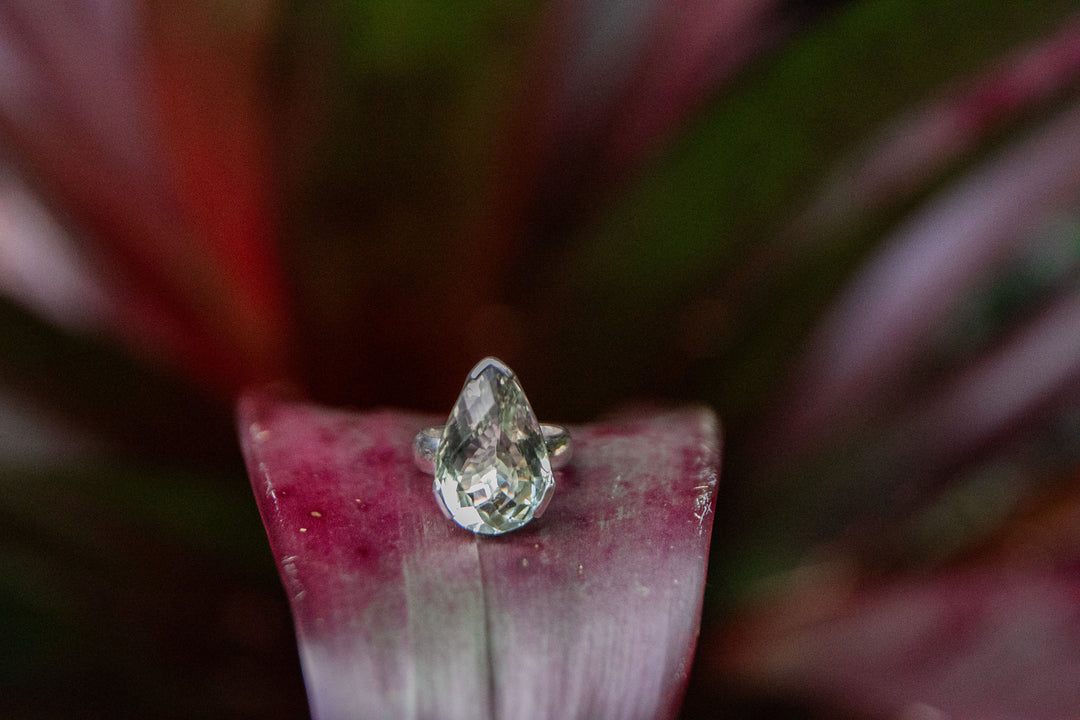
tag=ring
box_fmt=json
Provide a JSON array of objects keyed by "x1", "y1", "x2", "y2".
[{"x1": 413, "y1": 357, "x2": 571, "y2": 535}]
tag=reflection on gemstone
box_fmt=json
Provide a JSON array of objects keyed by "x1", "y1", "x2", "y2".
[{"x1": 433, "y1": 357, "x2": 555, "y2": 534}]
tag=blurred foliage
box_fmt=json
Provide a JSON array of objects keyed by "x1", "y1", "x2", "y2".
[
  {"x1": 2, "y1": 0, "x2": 1080, "y2": 717},
  {"x1": 561, "y1": 0, "x2": 1075, "y2": 422},
  {"x1": 0, "y1": 297, "x2": 236, "y2": 465},
  {"x1": 0, "y1": 462, "x2": 306, "y2": 719}
]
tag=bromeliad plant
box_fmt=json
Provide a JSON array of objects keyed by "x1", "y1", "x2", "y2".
[{"x1": 3, "y1": 1, "x2": 1080, "y2": 718}]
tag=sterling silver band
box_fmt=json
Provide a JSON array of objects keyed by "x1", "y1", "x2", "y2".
[{"x1": 413, "y1": 423, "x2": 572, "y2": 474}]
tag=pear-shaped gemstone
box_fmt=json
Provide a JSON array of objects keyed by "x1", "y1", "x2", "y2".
[{"x1": 433, "y1": 357, "x2": 554, "y2": 534}]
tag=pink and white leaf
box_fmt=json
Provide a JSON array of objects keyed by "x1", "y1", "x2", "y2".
[{"x1": 238, "y1": 391, "x2": 720, "y2": 720}]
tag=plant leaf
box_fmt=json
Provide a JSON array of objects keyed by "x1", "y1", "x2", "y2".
[
  {"x1": 0, "y1": 1, "x2": 292, "y2": 394},
  {"x1": 712, "y1": 563, "x2": 1080, "y2": 720},
  {"x1": 792, "y1": 10, "x2": 1080, "y2": 241},
  {"x1": 774, "y1": 100, "x2": 1080, "y2": 454},
  {"x1": 238, "y1": 390, "x2": 720, "y2": 719},
  {"x1": 0, "y1": 459, "x2": 308, "y2": 718},
  {"x1": 527, "y1": 0, "x2": 1078, "y2": 425},
  {"x1": 496, "y1": 1, "x2": 794, "y2": 237},
  {"x1": 704, "y1": 474, "x2": 1080, "y2": 718}
]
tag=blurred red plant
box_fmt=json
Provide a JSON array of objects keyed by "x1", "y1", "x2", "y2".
[{"x1": 3, "y1": 1, "x2": 1080, "y2": 718}]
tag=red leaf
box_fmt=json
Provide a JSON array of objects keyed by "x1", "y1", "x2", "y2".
[
  {"x1": 0, "y1": 1, "x2": 292, "y2": 394},
  {"x1": 714, "y1": 565, "x2": 1080, "y2": 720},
  {"x1": 238, "y1": 390, "x2": 720, "y2": 719}
]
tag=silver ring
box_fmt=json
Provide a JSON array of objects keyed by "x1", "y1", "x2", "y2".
[{"x1": 413, "y1": 357, "x2": 571, "y2": 535}]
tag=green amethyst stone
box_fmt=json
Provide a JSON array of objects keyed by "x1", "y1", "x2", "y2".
[{"x1": 433, "y1": 358, "x2": 555, "y2": 535}]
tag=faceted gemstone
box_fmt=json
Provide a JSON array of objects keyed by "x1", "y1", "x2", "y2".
[{"x1": 433, "y1": 357, "x2": 555, "y2": 535}]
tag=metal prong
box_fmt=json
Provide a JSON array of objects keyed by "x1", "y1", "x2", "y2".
[
  {"x1": 533, "y1": 482, "x2": 555, "y2": 519},
  {"x1": 540, "y1": 424, "x2": 572, "y2": 469},
  {"x1": 412, "y1": 426, "x2": 442, "y2": 474},
  {"x1": 431, "y1": 484, "x2": 453, "y2": 519}
]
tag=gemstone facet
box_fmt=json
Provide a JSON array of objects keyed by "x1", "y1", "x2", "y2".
[{"x1": 433, "y1": 357, "x2": 554, "y2": 535}]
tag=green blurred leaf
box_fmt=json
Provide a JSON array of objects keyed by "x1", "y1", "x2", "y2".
[
  {"x1": 0, "y1": 460, "x2": 307, "y2": 718},
  {"x1": 547, "y1": 0, "x2": 1079, "y2": 421}
]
